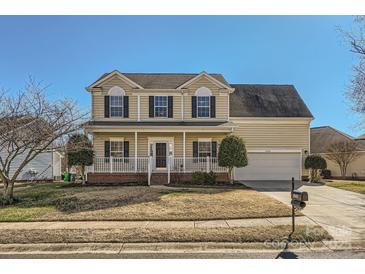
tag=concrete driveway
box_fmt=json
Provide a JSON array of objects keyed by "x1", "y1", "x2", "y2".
[{"x1": 243, "y1": 181, "x2": 365, "y2": 241}]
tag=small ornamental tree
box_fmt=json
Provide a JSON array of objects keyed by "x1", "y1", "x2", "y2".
[
  {"x1": 325, "y1": 141, "x2": 361, "y2": 178},
  {"x1": 304, "y1": 155, "x2": 327, "y2": 183},
  {"x1": 218, "y1": 135, "x2": 248, "y2": 183},
  {"x1": 66, "y1": 134, "x2": 93, "y2": 184}
]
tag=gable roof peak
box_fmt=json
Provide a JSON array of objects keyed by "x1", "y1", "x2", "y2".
[
  {"x1": 176, "y1": 71, "x2": 234, "y2": 91},
  {"x1": 86, "y1": 70, "x2": 144, "y2": 91}
]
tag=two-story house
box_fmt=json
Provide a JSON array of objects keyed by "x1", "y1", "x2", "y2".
[{"x1": 84, "y1": 70, "x2": 313, "y2": 184}]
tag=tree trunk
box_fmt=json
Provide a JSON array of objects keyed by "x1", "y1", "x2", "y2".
[
  {"x1": 229, "y1": 167, "x2": 234, "y2": 184},
  {"x1": 2, "y1": 179, "x2": 14, "y2": 200},
  {"x1": 310, "y1": 169, "x2": 315, "y2": 182},
  {"x1": 81, "y1": 165, "x2": 86, "y2": 185},
  {"x1": 340, "y1": 164, "x2": 347, "y2": 179}
]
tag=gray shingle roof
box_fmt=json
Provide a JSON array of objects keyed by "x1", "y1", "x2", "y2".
[
  {"x1": 311, "y1": 126, "x2": 365, "y2": 153},
  {"x1": 91, "y1": 71, "x2": 230, "y2": 89},
  {"x1": 124, "y1": 73, "x2": 230, "y2": 89},
  {"x1": 229, "y1": 84, "x2": 313, "y2": 118}
]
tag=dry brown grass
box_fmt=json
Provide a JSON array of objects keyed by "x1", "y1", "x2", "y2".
[
  {"x1": 41, "y1": 186, "x2": 293, "y2": 221},
  {"x1": 0, "y1": 225, "x2": 331, "y2": 244},
  {"x1": 326, "y1": 180, "x2": 365, "y2": 194},
  {"x1": 1, "y1": 183, "x2": 294, "y2": 221}
]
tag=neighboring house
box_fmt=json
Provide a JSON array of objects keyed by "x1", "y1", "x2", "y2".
[
  {"x1": 84, "y1": 70, "x2": 313, "y2": 184},
  {"x1": 310, "y1": 126, "x2": 365, "y2": 178},
  {"x1": 0, "y1": 149, "x2": 63, "y2": 181}
]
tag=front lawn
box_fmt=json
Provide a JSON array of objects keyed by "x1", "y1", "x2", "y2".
[
  {"x1": 0, "y1": 182, "x2": 294, "y2": 222},
  {"x1": 326, "y1": 180, "x2": 365, "y2": 194},
  {"x1": 0, "y1": 225, "x2": 332, "y2": 244}
]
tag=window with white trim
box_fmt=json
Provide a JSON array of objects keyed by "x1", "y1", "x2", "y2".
[
  {"x1": 154, "y1": 96, "x2": 168, "y2": 117},
  {"x1": 108, "y1": 86, "x2": 125, "y2": 118},
  {"x1": 110, "y1": 96, "x2": 123, "y2": 117},
  {"x1": 197, "y1": 96, "x2": 210, "y2": 118},
  {"x1": 110, "y1": 141, "x2": 124, "y2": 157},
  {"x1": 198, "y1": 141, "x2": 212, "y2": 158}
]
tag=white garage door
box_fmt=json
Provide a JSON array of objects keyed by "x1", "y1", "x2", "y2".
[{"x1": 234, "y1": 152, "x2": 301, "y2": 181}]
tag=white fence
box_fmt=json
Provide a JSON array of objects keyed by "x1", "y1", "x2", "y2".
[
  {"x1": 91, "y1": 156, "x2": 227, "y2": 174},
  {"x1": 92, "y1": 157, "x2": 149, "y2": 173}
]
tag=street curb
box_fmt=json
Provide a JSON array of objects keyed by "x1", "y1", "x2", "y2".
[{"x1": 0, "y1": 241, "x2": 363, "y2": 255}]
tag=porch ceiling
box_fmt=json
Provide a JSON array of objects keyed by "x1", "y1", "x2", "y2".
[{"x1": 84, "y1": 121, "x2": 235, "y2": 133}]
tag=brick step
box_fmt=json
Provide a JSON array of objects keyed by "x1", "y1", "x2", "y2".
[{"x1": 150, "y1": 173, "x2": 168, "y2": 185}]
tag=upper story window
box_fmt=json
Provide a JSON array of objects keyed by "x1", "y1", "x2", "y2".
[
  {"x1": 197, "y1": 96, "x2": 210, "y2": 118},
  {"x1": 195, "y1": 87, "x2": 212, "y2": 118},
  {"x1": 108, "y1": 86, "x2": 125, "y2": 118},
  {"x1": 154, "y1": 96, "x2": 168, "y2": 117}
]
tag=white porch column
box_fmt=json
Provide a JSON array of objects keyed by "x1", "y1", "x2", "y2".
[
  {"x1": 134, "y1": 132, "x2": 138, "y2": 172},
  {"x1": 183, "y1": 131, "x2": 186, "y2": 172},
  {"x1": 181, "y1": 93, "x2": 184, "y2": 120},
  {"x1": 137, "y1": 95, "x2": 141, "y2": 121}
]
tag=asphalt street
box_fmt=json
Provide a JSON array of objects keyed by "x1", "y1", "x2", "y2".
[{"x1": 1, "y1": 250, "x2": 364, "y2": 259}]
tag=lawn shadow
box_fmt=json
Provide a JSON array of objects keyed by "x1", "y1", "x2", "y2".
[{"x1": 54, "y1": 186, "x2": 238, "y2": 213}]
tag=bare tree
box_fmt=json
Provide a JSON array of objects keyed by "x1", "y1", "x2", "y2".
[
  {"x1": 0, "y1": 78, "x2": 87, "y2": 201},
  {"x1": 325, "y1": 141, "x2": 361, "y2": 178},
  {"x1": 343, "y1": 16, "x2": 365, "y2": 122}
]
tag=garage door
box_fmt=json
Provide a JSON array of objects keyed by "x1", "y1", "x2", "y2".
[{"x1": 234, "y1": 152, "x2": 301, "y2": 181}]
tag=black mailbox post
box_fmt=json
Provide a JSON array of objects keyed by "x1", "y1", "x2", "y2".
[{"x1": 290, "y1": 177, "x2": 308, "y2": 239}]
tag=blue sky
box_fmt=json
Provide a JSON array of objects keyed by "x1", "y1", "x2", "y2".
[{"x1": 0, "y1": 16, "x2": 362, "y2": 136}]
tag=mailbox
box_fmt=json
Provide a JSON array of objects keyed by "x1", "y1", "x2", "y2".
[
  {"x1": 291, "y1": 200, "x2": 306, "y2": 210},
  {"x1": 292, "y1": 191, "x2": 308, "y2": 202}
]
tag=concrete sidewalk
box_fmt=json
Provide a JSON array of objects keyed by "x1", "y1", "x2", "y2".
[
  {"x1": 0, "y1": 216, "x2": 316, "y2": 230},
  {"x1": 0, "y1": 241, "x2": 364, "y2": 259},
  {"x1": 243, "y1": 181, "x2": 365, "y2": 241}
]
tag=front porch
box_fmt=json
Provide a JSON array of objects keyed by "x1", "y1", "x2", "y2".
[
  {"x1": 87, "y1": 156, "x2": 228, "y2": 185},
  {"x1": 85, "y1": 123, "x2": 233, "y2": 184}
]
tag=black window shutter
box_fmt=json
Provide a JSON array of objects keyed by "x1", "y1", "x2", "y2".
[
  {"x1": 123, "y1": 96, "x2": 129, "y2": 118},
  {"x1": 104, "y1": 96, "x2": 110, "y2": 118},
  {"x1": 104, "y1": 141, "x2": 110, "y2": 157},
  {"x1": 124, "y1": 141, "x2": 129, "y2": 157},
  {"x1": 192, "y1": 96, "x2": 197, "y2": 118},
  {"x1": 210, "y1": 96, "x2": 216, "y2": 118},
  {"x1": 168, "y1": 96, "x2": 173, "y2": 118},
  {"x1": 149, "y1": 96, "x2": 154, "y2": 118},
  {"x1": 211, "y1": 141, "x2": 217, "y2": 158},
  {"x1": 193, "y1": 141, "x2": 198, "y2": 158}
]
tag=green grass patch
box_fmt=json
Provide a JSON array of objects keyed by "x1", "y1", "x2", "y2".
[
  {"x1": 0, "y1": 206, "x2": 55, "y2": 221},
  {"x1": 326, "y1": 180, "x2": 365, "y2": 194}
]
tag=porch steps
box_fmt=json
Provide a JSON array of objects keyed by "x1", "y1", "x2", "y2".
[{"x1": 150, "y1": 173, "x2": 168, "y2": 185}]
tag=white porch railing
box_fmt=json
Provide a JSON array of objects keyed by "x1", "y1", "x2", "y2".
[
  {"x1": 92, "y1": 157, "x2": 149, "y2": 173},
  {"x1": 90, "y1": 156, "x2": 227, "y2": 174}
]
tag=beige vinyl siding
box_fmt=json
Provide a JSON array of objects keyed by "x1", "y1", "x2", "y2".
[
  {"x1": 185, "y1": 76, "x2": 229, "y2": 121},
  {"x1": 93, "y1": 132, "x2": 227, "y2": 158},
  {"x1": 93, "y1": 94, "x2": 137, "y2": 120},
  {"x1": 93, "y1": 132, "x2": 135, "y2": 157},
  {"x1": 185, "y1": 133, "x2": 228, "y2": 157},
  {"x1": 92, "y1": 75, "x2": 137, "y2": 120},
  {"x1": 232, "y1": 122, "x2": 310, "y2": 150},
  {"x1": 139, "y1": 95, "x2": 182, "y2": 120},
  {"x1": 91, "y1": 74, "x2": 230, "y2": 122}
]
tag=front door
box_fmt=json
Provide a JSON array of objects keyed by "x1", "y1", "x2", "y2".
[{"x1": 155, "y1": 143, "x2": 167, "y2": 168}]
